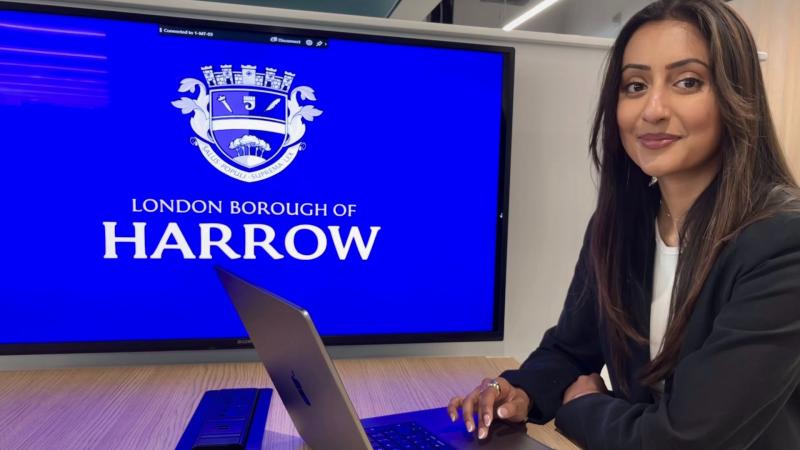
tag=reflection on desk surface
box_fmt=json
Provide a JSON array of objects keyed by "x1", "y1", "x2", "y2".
[{"x1": 0, "y1": 357, "x2": 578, "y2": 450}]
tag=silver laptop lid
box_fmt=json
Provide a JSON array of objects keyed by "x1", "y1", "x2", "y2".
[{"x1": 215, "y1": 267, "x2": 372, "y2": 450}]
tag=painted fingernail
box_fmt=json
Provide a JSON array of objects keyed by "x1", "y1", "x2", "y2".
[
  {"x1": 484, "y1": 414, "x2": 491, "y2": 427},
  {"x1": 497, "y1": 407, "x2": 507, "y2": 418},
  {"x1": 467, "y1": 422, "x2": 474, "y2": 433},
  {"x1": 450, "y1": 412, "x2": 456, "y2": 422},
  {"x1": 478, "y1": 428, "x2": 488, "y2": 439}
]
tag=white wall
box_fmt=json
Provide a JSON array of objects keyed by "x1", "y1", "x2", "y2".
[
  {"x1": 0, "y1": 0, "x2": 609, "y2": 370},
  {"x1": 560, "y1": 0, "x2": 651, "y2": 38}
]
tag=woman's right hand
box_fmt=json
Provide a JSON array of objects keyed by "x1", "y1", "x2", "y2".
[{"x1": 446, "y1": 376, "x2": 531, "y2": 440}]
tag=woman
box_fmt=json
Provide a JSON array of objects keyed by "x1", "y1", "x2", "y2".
[{"x1": 448, "y1": 1, "x2": 800, "y2": 448}]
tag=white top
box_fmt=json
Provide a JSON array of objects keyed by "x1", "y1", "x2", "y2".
[{"x1": 650, "y1": 220, "x2": 680, "y2": 362}]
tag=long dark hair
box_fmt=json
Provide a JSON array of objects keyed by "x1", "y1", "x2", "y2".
[{"x1": 589, "y1": 0, "x2": 799, "y2": 393}]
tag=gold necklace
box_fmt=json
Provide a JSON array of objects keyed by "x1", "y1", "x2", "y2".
[
  {"x1": 661, "y1": 200, "x2": 672, "y2": 218},
  {"x1": 659, "y1": 200, "x2": 683, "y2": 253}
]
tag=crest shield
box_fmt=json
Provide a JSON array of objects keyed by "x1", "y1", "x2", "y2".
[{"x1": 209, "y1": 87, "x2": 288, "y2": 171}]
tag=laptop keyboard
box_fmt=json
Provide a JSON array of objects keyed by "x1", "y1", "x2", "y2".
[{"x1": 365, "y1": 421, "x2": 455, "y2": 449}]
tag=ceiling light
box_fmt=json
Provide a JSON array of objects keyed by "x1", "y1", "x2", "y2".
[{"x1": 502, "y1": 0, "x2": 562, "y2": 31}]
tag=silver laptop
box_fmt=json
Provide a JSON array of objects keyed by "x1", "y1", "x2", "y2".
[{"x1": 216, "y1": 267, "x2": 552, "y2": 450}]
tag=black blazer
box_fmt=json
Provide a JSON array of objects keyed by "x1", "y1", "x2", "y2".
[{"x1": 501, "y1": 211, "x2": 800, "y2": 450}]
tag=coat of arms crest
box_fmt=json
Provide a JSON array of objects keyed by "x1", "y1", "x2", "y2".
[{"x1": 172, "y1": 65, "x2": 322, "y2": 182}]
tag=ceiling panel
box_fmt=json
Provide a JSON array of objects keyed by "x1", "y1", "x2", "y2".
[{"x1": 200, "y1": 0, "x2": 402, "y2": 17}]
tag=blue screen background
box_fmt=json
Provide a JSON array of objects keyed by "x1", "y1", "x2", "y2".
[{"x1": 0, "y1": 9, "x2": 506, "y2": 344}]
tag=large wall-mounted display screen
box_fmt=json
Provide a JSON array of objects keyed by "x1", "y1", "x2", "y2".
[{"x1": 0, "y1": 2, "x2": 513, "y2": 354}]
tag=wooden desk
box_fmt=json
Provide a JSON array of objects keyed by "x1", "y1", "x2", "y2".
[{"x1": 0, "y1": 357, "x2": 578, "y2": 450}]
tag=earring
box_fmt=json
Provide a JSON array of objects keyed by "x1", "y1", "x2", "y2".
[
  {"x1": 648, "y1": 176, "x2": 658, "y2": 187},
  {"x1": 625, "y1": 164, "x2": 631, "y2": 188}
]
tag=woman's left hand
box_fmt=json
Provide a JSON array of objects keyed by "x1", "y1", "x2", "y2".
[{"x1": 562, "y1": 373, "x2": 608, "y2": 405}]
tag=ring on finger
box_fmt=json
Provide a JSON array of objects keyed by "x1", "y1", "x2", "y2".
[{"x1": 485, "y1": 379, "x2": 501, "y2": 395}]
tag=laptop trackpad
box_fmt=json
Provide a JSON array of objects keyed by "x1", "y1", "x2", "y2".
[{"x1": 361, "y1": 407, "x2": 553, "y2": 449}]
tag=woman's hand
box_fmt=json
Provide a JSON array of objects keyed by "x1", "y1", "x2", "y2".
[
  {"x1": 446, "y1": 377, "x2": 530, "y2": 440},
  {"x1": 562, "y1": 373, "x2": 607, "y2": 405}
]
